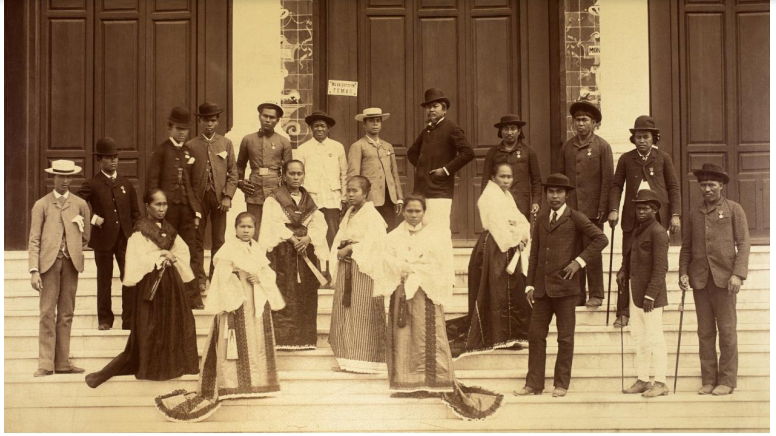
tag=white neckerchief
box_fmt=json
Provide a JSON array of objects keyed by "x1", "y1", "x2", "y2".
[
  {"x1": 101, "y1": 170, "x2": 117, "y2": 180},
  {"x1": 169, "y1": 137, "x2": 184, "y2": 148}
]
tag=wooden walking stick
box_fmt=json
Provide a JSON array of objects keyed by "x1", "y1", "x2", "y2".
[
  {"x1": 606, "y1": 225, "x2": 615, "y2": 325},
  {"x1": 673, "y1": 285, "x2": 688, "y2": 394},
  {"x1": 619, "y1": 281, "x2": 625, "y2": 392}
]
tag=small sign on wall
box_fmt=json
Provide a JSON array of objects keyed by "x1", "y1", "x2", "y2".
[{"x1": 328, "y1": 80, "x2": 358, "y2": 97}]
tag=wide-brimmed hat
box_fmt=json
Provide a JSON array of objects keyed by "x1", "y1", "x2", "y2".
[
  {"x1": 569, "y1": 101, "x2": 602, "y2": 123},
  {"x1": 494, "y1": 114, "x2": 526, "y2": 129},
  {"x1": 542, "y1": 173, "x2": 575, "y2": 191},
  {"x1": 632, "y1": 189, "x2": 661, "y2": 209},
  {"x1": 257, "y1": 102, "x2": 284, "y2": 118},
  {"x1": 94, "y1": 137, "x2": 118, "y2": 156},
  {"x1": 692, "y1": 162, "x2": 729, "y2": 184},
  {"x1": 305, "y1": 111, "x2": 336, "y2": 127},
  {"x1": 196, "y1": 102, "x2": 223, "y2": 117},
  {"x1": 44, "y1": 159, "x2": 82, "y2": 175},
  {"x1": 168, "y1": 106, "x2": 191, "y2": 126},
  {"x1": 420, "y1": 88, "x2": 451, "y2": 108},
  {"x1": 355, "y1": 107, "x2": 391, "y2": 122}
]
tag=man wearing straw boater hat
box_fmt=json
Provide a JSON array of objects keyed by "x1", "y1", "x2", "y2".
[
  {"x1": 29, "y1": 159, "x2": 91, "y2": 377},
  {"x1": 77, "y1": 137, "x2": 140, "y2": 330},
  {"x1": 679, "y1": 163, "x2": 750, "y2": 396},
  {"x1": 347, "y1": 107, "x2": 404, "y2": 230},
  {"x1": 407, "y1": 88, "x2": 474, "y2": 231}
]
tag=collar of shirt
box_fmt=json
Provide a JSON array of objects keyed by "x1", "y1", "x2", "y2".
[
  {"x1": 258, "y1": 129, "x2": 275, "y2": 138},
  {"x1": 574, "y1": 134, "x2": 595, "y2": 149},
  {"x1": 498, "y1": 141, "x2": 522, "y2": 153},
  {"x1": 365, "y1": 136, "x2": 381, "y2": 147},
  {"x1": 201, "y1": 133, "x2": 216, "y2": 142},
  {"x1": 427, "y1": 117, "x2": 446, "y2": 130},
  {"x1": 169, "y1": 137, "x2": 184, "y2": 148},
  {"x1": 237, "y1": 236, "x2": 253, "y2": 247},
  {"x1": 701, "y1": 197, "x2": 726, "y2": 214},
  {"x1": 53, "y1": 190, "x2": 70, "y2": 200},
  {"x1": 549, "y1": 203, "x2": 567, "y2": 223},
  {"x1": 406, "y1": 221, "x2": 424, "y2": 234},
  {"x1": 637, "y1": 149, "x2": 652, "y2": 161},
  {"x1": 101, "y1": 170, "x2": 117, "y2": 180}
]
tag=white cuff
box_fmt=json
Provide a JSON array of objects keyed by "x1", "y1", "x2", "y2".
[
  {"x1": 195, "y1": 212, "x2": 202, "y2": 219},
  {"x1": 29, "y1": 268, "x2": 39, "y2": 274},
  {"x1": 644, "y1": 295, "x2": 655, "y2": 301},
  {"x1": 396, "y1": 199, "x2": 404, "y2": 204},
  {"x1": 442, "y1": 167, "x2": 450, "y2": 176},
  {"x1": 574, "y1": 257, "x2": 587, "y2": 269},
  {"x1": 90, "y1": 215, "x2": 102, "y2": 225},
  {"x1": 525, "y1": 285, "x2": 535, "y2": 294}
]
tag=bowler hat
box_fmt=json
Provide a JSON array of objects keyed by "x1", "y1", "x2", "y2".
[
  {"x1": 305, "y1": 111, "x2": 336, "y2": 127},
  {"x1": 355, "y1": 107, "x2": 391, "y2": 122},
  {"x1": 494, "y1": 114, "x2": 526, "y2": 129},
  {"x1": 257, "y1": 102, "x2": 284, "y2": 118},
  {"x1": 569, "y1": 100, "x2": 602, "y2": 123},
  {"x1": 632, "y1": 189, "x2": 662, "y2": 210},
  {"x1": 168, "y1": 106, "x2": 191, "y2": 126},
  {"x1": 692, "y1": 162, "x2": 729, "y2": 184},
  {"x1": 420, "y1": 88, "x2": 451, "y2": 108},
  {"x1": 196, "y1": 102, "x2": 223, "y2": 117},
  {"x1": 44, "y1": 159, "x2": 82, "y2": 176},
  {"x1": 94, "y1": 137, "x2": 118, "y2": 156},
  {"x1": 629, "y1": 115, "x2": 660, "y2": 133},
  {"x1": 542, "y1": 173, "x2": 575, "y2": 191}
]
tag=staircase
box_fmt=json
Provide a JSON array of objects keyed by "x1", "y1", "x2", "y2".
[{"x1": 4, "y1": 247, "x2": 770, "y2": 431}]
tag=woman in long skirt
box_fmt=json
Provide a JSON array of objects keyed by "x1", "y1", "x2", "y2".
[
  {"x1": 155, "y1": 212, "x2": 285, "y2": 422},
  {"x1": 453, "y1": 162, "x2": 532, "y2": 358},
  {"x1": 379, "y1": 194, "x2": 503, "y2": 420},
  {"x1": 259, "y1": 160, "x2": 328, "y2": 350},
  {"x1": 328, "y1": 176, "x2": 388, "y2": 373},
  {"x1": 85, "y1": 189, "x2": 198, "y2": 388}
]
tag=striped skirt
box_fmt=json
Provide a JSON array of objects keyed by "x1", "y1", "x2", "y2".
[{"x1": 328, "y1": 259, "x2": 387, "y2": 373}]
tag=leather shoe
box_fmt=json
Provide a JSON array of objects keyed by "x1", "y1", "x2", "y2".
[
  {"x1": 513, "y1": 386, "x2": 542, "y2": 396},
  {"x1": 698, "y1": 384, "x2": 715, "y2": 395},
  {"x1": 585, "y1": 297, "x2": 603, "y2": 308},
  {"x1": 98, "y1": 323, "x2": 111, "y2": 331},
  {"x1": 712, "y1": 385, "x2": 734, "y2": 395},
  {"x1": 623, "y1": 379, "x2": 651, "y2": 394},
  {"x1": 552, "y1": 387, "x2": 568, "y2": 397},
  {"x1": 33, "y1": 369, "x2": 53, "y2": 377},
  {"x1": 55, "y1": 365, "x2": 85, "y2": 374},
  {"x1": 85, "y1": 373, "x2": 102, "y2": 388},
  {"x1": 613, "y1": 315, "x2": 629, "y2": 328},
  {"x1": 642, "y1": 381, "x2": 669, "y2": 397}
]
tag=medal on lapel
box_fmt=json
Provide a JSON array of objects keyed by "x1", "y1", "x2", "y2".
[
  {"x1": 587, "y1": 149, "x2": 592, "y2": 157},
  {"x1": 272, "y1": 143, "x2": 276, "y2": 150},
  {"x1": 719, "y1": 211, "x2": 724, "y2": 219},
  {"x1": 516, "y1": 151, "x2": 521, "y2": 159},
  {"x1": 649, "y1": 167, "x2": 655, "y2": 176},
  {"x1": 121, "y1": 186, "x2": 126, "y2": 194}
]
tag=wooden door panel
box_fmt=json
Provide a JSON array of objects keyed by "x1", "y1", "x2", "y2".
[
  {"x1": 736, "y1": 12, "x2": 769, "y2": 144},
  {"x1": 48, "y1": 19, "x2": 90, "y2": 151},
  {"x1": 685, "y1": 13, "x2": 726, "y2": 145},
  {"x1": 471, "y1": 15, "x2": 513, "y2": 146},
  {"x1": 418, "y1": 17, "x2": 459, "y2": 115},
  {"x1": 103, "y1": 0, "x2": 139, "y2": 10},
  {"x1": 50, "y1": 0, "x2": 86, "y2": 10},
  {"x1": 150, "y1": 19, "x2": 192, "y2": 144}
]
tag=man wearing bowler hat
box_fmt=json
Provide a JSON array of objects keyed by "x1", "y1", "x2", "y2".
[
  {"x1": 480, "y1": 114, "x2": 542, "y2": 218},
  {"x1": 147, "y1": 106, "x2": 204, "y2": 309},
  {"x1": 77, "y1": 138, "x2": 140, "y2": 330},
  {"x1": 188, "y1": 102, "x2": 238, "y2": 290},
  {"x1": 515, "y1": 173, "x2": 607, "y2": 398},
  {"x1": 347, "y1": 107, "x2": 404, "y2": 230},
  {"x1": 561, "y1": 100, "x2": 613, "y2": 308},
  {"x1": 295, "y1": 110, "x2": 348, "y2": 248},
  {"x1": 617, "y1": 189, "x2": 670, "y2": 397},
  {"x1": 236, "y1": 101, "x2": 293, "y2": 239},
  {"x1": 679, "y1": 163, "x2": 750, "y2": 396},
  {"x1": 608, "y1": 115, "x2": 681, "y2": 327},
  {"x1": 407, "y1": 88, "x2": 474, "y2": 231},
  {"x1": 29, "y1": 159, "x2": 91, "y2": 377}
]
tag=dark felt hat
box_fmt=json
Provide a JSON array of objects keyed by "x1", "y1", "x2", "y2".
[
  {"x1": 420, "y1": 88, "x2": 451, "y2": 108},
  {"x1": 94, "y1": 137, "x2": 119, "y2": 156},
  {"x1": 304, "y1": 111, "x2": 336, "y2": 127},
  {"x1": 569, "y1": 101, "x2": 602, "y2": 123},
  {"x1": 257, "y1": 102, "x2": 284, "y2": 118},
  {"x1": 632, "y1": 189, "x2": 662, "y2": 209},
  {"x1": 494, "y1": 114, "x2": 526, "y2": 129},
  {"x1": 168, "y1": 106, "x2": 191, "y2": 126},
  {"x1": 542, "y1": 173, "x2": 575, "y2": 191},
  {"x1": 629, "y1": 115, "x2": 660, "y2": 133},
  {"x1": 692, "y1": 162, "x2": 729, "y2": 184},
  {"x1": 196, "y1": 102, "x2": 223, "y2": 117}
]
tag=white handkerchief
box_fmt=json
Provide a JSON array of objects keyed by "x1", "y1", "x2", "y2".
[
  {"x1": 90, "y1": 214, "x2": 102, "y2": 225},
  {"x1": 217, "y1": 151, "x2": 227, "y2": 159},
  {"x1": 187, "y1": 157, "x2": 196, "y2": 165},
  {"x1": 71, "y1": 215, "x2": 85, "y2": 233}
]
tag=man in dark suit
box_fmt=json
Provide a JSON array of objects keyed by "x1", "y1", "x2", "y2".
[
  {"x1": 147, "y1": 106, "x2": 204, "y2": 309},
  {"x1": 187, "y1": 102, "x2": 238, "y2": 291},
  {"x1": 617, "y1": 189, "x2": 669, "y2": 397},
  {"x1": 515, "y1": 173, "x2": 608, "y2": 397},
  {"x1": 560, "y1": 101, "x2": 613, "y2": 308},
  {"x1": 407, "y1": 88, "x2": 474, "y2": 231},
  {"x1": 679, "y1": 163, "x2": 750, "y2": 396},
  {"x1": 608, "y1": 115, "x2": 681, "y2": 327},
  {"x1": 77, "y1": 137, "x2": 140, "y2": 330}
]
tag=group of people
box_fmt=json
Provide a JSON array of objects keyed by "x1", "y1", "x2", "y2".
[{"x1": 27, "y1": 87, "x2": 750, "y2": 422}]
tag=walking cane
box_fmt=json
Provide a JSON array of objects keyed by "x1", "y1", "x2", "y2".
[
  {"x1": 673, "y1": 285, "x2": 688, "y2": 394},
  {"x1": 618, "y1": 282, "x2": 625, "y2": 392},
  {"x1": 606, "y1": 225, "x2": 615, "y2": 325}
]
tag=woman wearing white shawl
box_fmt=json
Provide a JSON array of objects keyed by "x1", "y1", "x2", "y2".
[
  {"x1": 449, "y1": 162, "x2": 532, "y2": 358},
  {"x1": 328, "y1": 176, "x2": 389, "y2": 374},
  {"x1": 155, "y1": 212, "x2": 285, "y2": 422}
]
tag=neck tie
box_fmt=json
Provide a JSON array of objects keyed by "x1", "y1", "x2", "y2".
[{"x1": 551, "y1": 210, "x2": 557, "y2": 226}]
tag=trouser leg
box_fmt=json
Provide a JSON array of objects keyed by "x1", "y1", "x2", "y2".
[
  {"x1": 114, "y1": 237, "x2": 133, "y2": 329},
  {"x1": 644, "y1": 306, "x2": 667, "y2": 384},
  {"x1": 710, "y1": 283, "x2": 738, "y2": 388},
  {"x1": 94, "y1": 248, "x2": 115, "y2": 326},
  {"x1": 321, "y1": 208, "x2": 340, "y2": 249},
  {"x1": 553, "y1": 295, "x2": 577, "y2": 390},
  {"x1": 629, "y1": 297, "x2": 649, "y2": 382},
  {"x1": 38, "y1": 258, "x2": 62, "y2": 371},
  {"x1": 616, "y1": 231, "x2": 633, "y2": 317},
  {"x1": 167, "y1": 203, "x2": 203, "y2": 307},
  {"x1": 526, "y1": 296, "x2": 552, "y2": 391},
  {"x1": 208, "y1": 196, "x2": 227, "y2": 278},
  {"x1": 246, "y1": 203, "x2": 263, "y2": 241},
  {"x1": 193, "y1": 190, "x2": 219, "y2": 285},
  {"x1": 693, "y1": 288, "x2": 719, "y2": 386},
  {"x1": 54, "y1": 258, "x2": 78, "y2": 370}
]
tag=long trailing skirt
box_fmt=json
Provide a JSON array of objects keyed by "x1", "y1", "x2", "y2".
[
  {"x1": 328, "y1": 259, "x2": 387, "y2": 373},
  {"x1": 155, "y1": 300, "x2": 281, "y2": 422},
  {"x1": 267, "y1": 241, "x2": 320, "y2": 350},
  {"x1": 387, "y1": 286, "x2": 503, "y2": 420},
  {"x1": 448, "y1": 231, "x2": 531, "y2": 359}
]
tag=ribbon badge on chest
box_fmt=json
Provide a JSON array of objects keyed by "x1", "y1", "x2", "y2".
[
  {"x1": 649, "y1": 167, "x2": 655, "y2": 177},
  {"x1": 719, "y1": 211, "x2": 724, "y2": 219},
  {"x1": 515, "y1": 151, "x2": 521, "y2": 159},
  {"x1": 120, "y1": 186, "x2": 126, "y2": 194},
  {"x1": 587, "y1": 149, "x2": 592, "y2": 157}
]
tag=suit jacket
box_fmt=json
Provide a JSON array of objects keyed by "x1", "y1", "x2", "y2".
[
  {"x1": 561, "y1": 134, "x2": 613, "y2": 221},
  {"x1": 678, "y1": 197, "x2": 750, "y2": 290},
  {"x1": 28, "y1": 192, "x2": 91, "y2": 274},
  {"x1": 77, "y1": 173, "x2": 140, "y2": 251},
  {"x1": 527, "y1": 206, "x2": 608, "y2": 298},
  {"x1": 609, "y1": 148, "x2": 681, "y2": 232},
  {"x1": 147, "y1": 139, "x2": 202, "y2": 214},
  {"x1": 621, "y1": 218, "x2": 669, "y2": 308},
  {"x1": 480, "y1": 141, "x2": 542, "y2": 217},
  {"x1": 407, "y1": 118, "x2": 474, "y2": 198},
  {"x1": 347, "y1": 136, "x2": 404, "y2": 206},
  {"x1": 187, "y1": 133, "x2": 239, "y2": 202},
  {"x1": 236, "y1": 131, "x2": 293, "y2": 205}
]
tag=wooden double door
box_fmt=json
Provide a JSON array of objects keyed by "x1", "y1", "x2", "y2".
[{"x1": 323, "y1": 0, "x2": 556, "y2": 243}]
